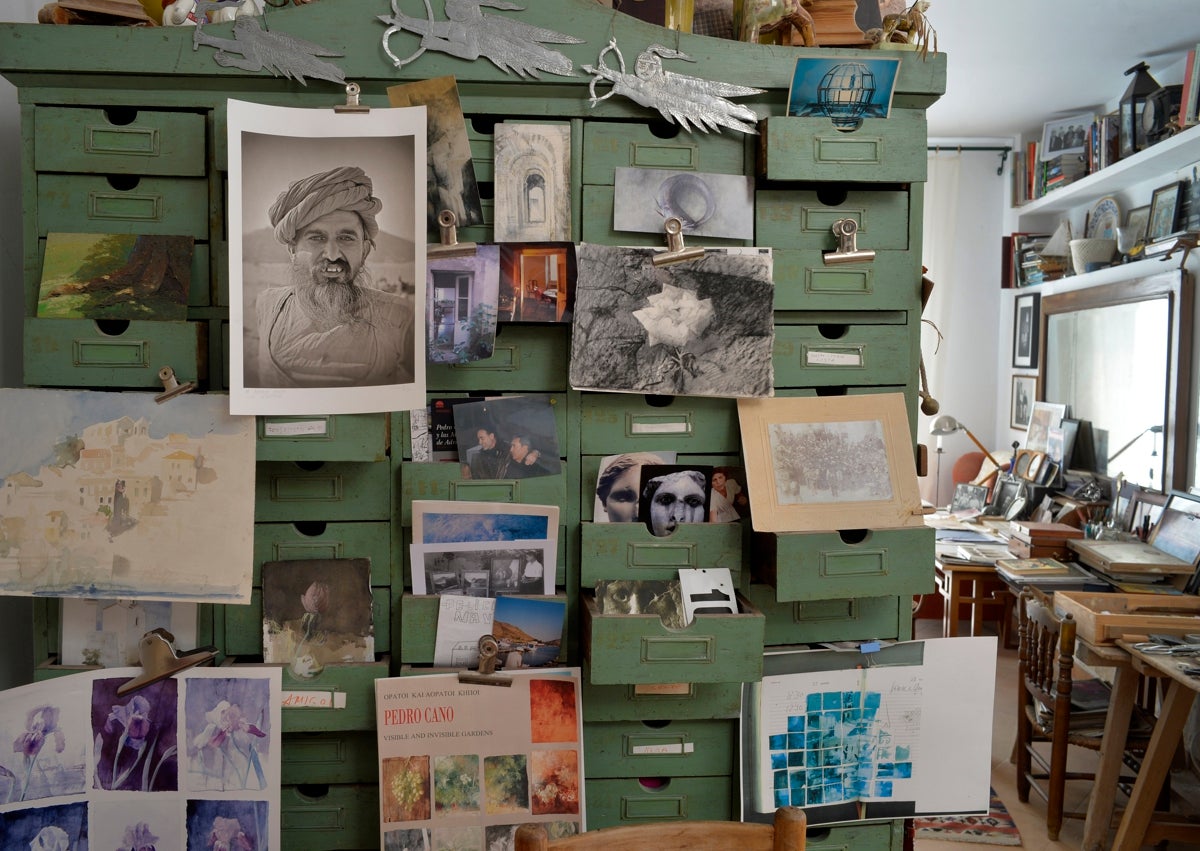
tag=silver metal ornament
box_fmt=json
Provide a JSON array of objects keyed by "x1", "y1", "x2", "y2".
[
  {"x1": 190, "y1": 0, "x2": 345, "y2": 86},
  {"x1": 379, "y1": 0, "x2": 583, "y2": 78},
  {"x1": 583, "y1": 38, "x2": 765, "y2": 135}
]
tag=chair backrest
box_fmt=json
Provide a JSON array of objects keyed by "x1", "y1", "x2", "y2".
[
  {"x1": 1017, "y1": 588, "x2": 1076, "y2": 719},
  {"x1": 513, "y1": 806, "x2": 807, "y2": 851},
  {"x1": 951, "y1": 451, "x2": 986, "y2": 486}
]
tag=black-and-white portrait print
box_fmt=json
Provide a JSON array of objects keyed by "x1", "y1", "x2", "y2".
[{"x1": 227, "y1": 99, "x2": 428, "y2": 415}]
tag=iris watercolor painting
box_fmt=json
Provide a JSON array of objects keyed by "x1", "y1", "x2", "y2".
[
  {"x1": 184, "y1": 675, "x2": 274, "y2": 793},
  {"x1": 0, "y1": 666, "x2": 281, "y2": 848},
  {"x1": 571, "y1": 244, "x2": 774, "y2": 397},
  {"x1": 0, "y1": 388, "x2": 256, "y2": 602},
  {"x1": 91, "y1": 676, "x2": 178, "y2": 792}
]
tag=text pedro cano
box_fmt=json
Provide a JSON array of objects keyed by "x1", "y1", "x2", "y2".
[{"x1": 380, "y1": 687, "x2": 494, "y2": 741}]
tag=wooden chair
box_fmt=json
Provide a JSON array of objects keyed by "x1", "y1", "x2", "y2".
[
  {"x1": 514, "y1": 807, "x2": 806, "y2": 851},
  {"x1": 1014, "y1": 588, "x2": 1157, "y2": 841}
]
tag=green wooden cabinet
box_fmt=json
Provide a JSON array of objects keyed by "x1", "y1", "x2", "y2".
[{"x1": 0, "y1": 0, "x2": 944, "y2": 819}]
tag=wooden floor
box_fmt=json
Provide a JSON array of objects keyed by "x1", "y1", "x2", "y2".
[{"x1": 911, "y1": 614, "x2": 1200, "y2": 851}]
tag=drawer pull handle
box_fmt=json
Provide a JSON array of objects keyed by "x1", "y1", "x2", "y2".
[{"x1": 823, "y1": 218, "x2": 875, "y2": 265}]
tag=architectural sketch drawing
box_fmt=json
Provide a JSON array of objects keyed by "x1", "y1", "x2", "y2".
[{"x1": 493, "y1": 124, "x2": 572, "y2": 243}]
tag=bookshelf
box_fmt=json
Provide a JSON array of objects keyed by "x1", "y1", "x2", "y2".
[{"x1": 1015, "y1": 123, "x2": 1200, "y2": 229}]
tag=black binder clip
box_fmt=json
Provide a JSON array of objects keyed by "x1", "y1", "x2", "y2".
[
  {"x1": 117, "y1": 628, "x2": 218, "y2": 696},
  {"x1": 457, "y1": 635, "x2": 513, "y2": 687},
  {"x1": 428, "y1": 209, "x2": 477, "y2": 259},
  {"x1": 155, "y1": 366, "x2": 196, "y2": 404},
  {"x1": 822, "y1": 218, "x2": 876, "y2": 265},
  {"x1": 334, "y1": 82, "x2": 370, "y2": 114},
  {"x1": 652, "y1": 217, "x2": 705, "y2": 267}
]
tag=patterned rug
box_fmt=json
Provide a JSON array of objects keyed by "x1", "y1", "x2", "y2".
[{"x1": 914, "y1": 789, "x2": 1023, "y2": 845}]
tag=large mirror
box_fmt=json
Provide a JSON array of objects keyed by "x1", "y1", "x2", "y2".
[{"x1": 1039, "y1": 270, "x2": 1192, "y2": 492}]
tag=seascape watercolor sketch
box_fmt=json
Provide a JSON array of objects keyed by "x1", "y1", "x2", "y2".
[{"x1": 0, "y1": 388, "x2": 256, "y2": 602}]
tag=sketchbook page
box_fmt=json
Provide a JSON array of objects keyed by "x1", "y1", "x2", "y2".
[
  {"x1": 747, "y1": 637, "x2": 995, "y2": 825},
  {"x1": 374, "y1": 668, "x2": 585, "y2": 847},
  {"x1": 434, "y1": 595, "x2": 497, "y2": 667},
  {"x1": 0, "y1": 666, "x2": 281, "y2": 847}
]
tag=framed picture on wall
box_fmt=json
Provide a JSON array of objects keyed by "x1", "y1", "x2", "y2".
[
  {"x1": 1148, "y1": 180, "x2": 1184, "y2": 242},
  {"x1": 1012, "y1": 292, "x2": 1040, "y2": 369},
  {"x1": 1010, "y1": 374, "x2": 1036, "y2": 430}
]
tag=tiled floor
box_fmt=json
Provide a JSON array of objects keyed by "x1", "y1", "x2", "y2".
[{"x1": 911, "y1": 614, "x2": 1200, "y2": 850}]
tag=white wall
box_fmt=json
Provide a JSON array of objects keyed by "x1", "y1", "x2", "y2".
[
  {"x1": 919, "y1": 149, "x2": 1008, "y2": 506},
  {"x1": 0, "y1": 1, "x2": 48, "y2": 692}
]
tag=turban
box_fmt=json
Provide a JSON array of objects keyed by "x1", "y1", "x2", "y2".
[{"x1": 269, "y1": 166, "x2": 383, "y2": 247}]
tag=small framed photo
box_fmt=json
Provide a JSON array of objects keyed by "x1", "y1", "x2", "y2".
[
  {"x1": 1148, "y1": 181, "x2": 1184, "y2": 242},
  {"x1": 736, "y1": 393, "x2": 924, "y2": 532},
  {"x1": 1012, "y1": 291, "x2": 1040, "y2": 369},
  {"x1": 1124, "y1": 204, "x2": 1151, "y2": 243},
  {"x1": 1039, "y1": 112, "x2": 1093, "y2": 161},
  {"x1": 950, "y1": 483, "x2": 989, "y2": 514},
  {"x1": 1010, "y1": 374, "x2": 1036, "y2": 430},
  {"x1": 1026, "y1": 401, "x2": 1067, "y2": 453}
]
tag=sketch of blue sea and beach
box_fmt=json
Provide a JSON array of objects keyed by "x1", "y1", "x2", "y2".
[
  {"x1": 0, "y1": 388, "x2": 256, "y2": 602},
  {"x1": 743, "y1": 638, "x2": 996, "y2": 827},
  {"x1": 411, "y1": 499, "x2": 559, "y2": 545}
]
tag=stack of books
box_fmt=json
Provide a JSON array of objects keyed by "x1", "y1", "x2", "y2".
[
  {"x1": 1006, "y1": 232, "x2": 1052, "y2": 287},
  {"x1": 1008, "y1": 521, "x2": 1084, "y2": 560},
  {"x1": 1040, "y1": 153, "x2": 1088, "y2": 196}
]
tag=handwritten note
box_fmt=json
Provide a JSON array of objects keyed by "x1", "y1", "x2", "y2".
[{"x1": 281, "y1": 690, "x2": 347, "y2": 709}]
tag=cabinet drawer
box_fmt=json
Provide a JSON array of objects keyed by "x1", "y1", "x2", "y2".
[
  {"x1": 427, "y1": 324, "x2": 568, "y2": 391},
  {"x1": 771, "y1": 247, "x2": 920, "y2": 312},
  {"x1": 807, "y1": 820, "x2": 905, "y2": 851},
  {"x1": 37, "y1": 174, "x2": 209, "y2": 238},
  {"x1": 582, "y1": 121, "x2": 748, "y2": 184},
  {"x1": 756, "y1": 189, "x2": 910, "y2": 252},
  {"x1": 583, "y1": 591, "x2": 763, "y2": 685},
  {"x1": 580, "y1": 522, "x2": 745, "y2": 584},
  {"x1": 399, "y1": 592, "x2": 567, "y2": 665},
  {"x1": 397, "y1": 461, "x2": 566, "y2": 525},
  {"x1": 773, "y1": 321, "x2": 911, "y2": 387},
  {"x1": 757, "y1": 112, "x2": 927, "y2": 183},
  {"x1": 582, "y1": 680, "x2": 742, "y2": 722},
  {"x1": 585, "y1": 776, "x2": 732, "y2": 827},
  {"x1": 755, "y1": 527, "x2": 934, "y2": 602},
  {"x1": 585, "y1": 718, "x2": 736, "y2": 778},
  {"x1": 253, "y1": 521, "x2": 391, "y2": 585},
  {"x1": 281, "y1": 783, "x2": 379, "y2": 850},
  {"x1": 34, "y1": 106, "x2": 207, "y2": 176},
  {"x1": 255, "y1": 461, "x2": 392, "y2": 522},
  {"x1": 224, "y1": 588, "x2": 391, "y2": 662},
  {"x1": 228, "y1": 656, "x2": 390, "y2": 733},
  {"x1": 23, "y1": 316, "x2": 206, "y2": 388},
  {"x1": 281, "y1": 731, "x2": 378, "y2": 785},
  {"x1": 744, "y1": 585, "x2": 906, "y2": 645},
  {"x1": 256, "y1": 414, "x2": 389, "y2": 462},
  {"x1": 580, "y1": 393, "x2": 739, "y2": 454}
]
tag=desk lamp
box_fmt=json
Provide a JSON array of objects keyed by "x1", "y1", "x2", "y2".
[{"x1": 928, "y1": 415, "x2": 1002, "y2": 507}]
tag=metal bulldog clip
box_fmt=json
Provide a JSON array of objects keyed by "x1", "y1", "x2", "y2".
[
  {"x1": 117, "y1": 628, "x2": 218, "y2": 696},
  {"x1": 428, "y1": 209, "x2": 477, "y2": 259},
  {"x1": 652, "y1": 217, "x2": 705, "y2": 267},
  {"x1": 822, "y1": 218, "x2": 876, "y2": 265},
  {"x1": 155, "y1": 366, "x2": 196, "y2": 404},
  {"x1": 334, "y1": 82, "x2": 370, "y2": 114},
  {"x1": 456, "y1": 635, "x2": 513, "y2": 687}
]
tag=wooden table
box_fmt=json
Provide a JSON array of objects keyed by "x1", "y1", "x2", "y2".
[
  {"x1": 1078, "y1": 636, "x2": 1200, "y2": 851},
  {"x1": 934, "y1": 559, "x2": 1014, "y2": 642}
]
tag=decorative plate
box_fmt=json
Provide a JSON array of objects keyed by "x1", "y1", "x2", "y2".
[{"x1": 1086, "y1": 196, "x2": 1121, "y2": 239}]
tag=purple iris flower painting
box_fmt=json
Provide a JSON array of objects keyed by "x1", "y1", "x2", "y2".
[
  {"x1": 0, "y1": 801, "x2": 88, "y2": 850},
  {"x1": 1, "y1": 700, "x2": 86, "y2": 804},
  {"x1": 186, "y1": 799, "x2": 269, "y2": 851},
  {"x1": 91, "y1": 677, "x2": 178, "y2": 792},
  {"x1": 184, "y1": 677, "x2": 271, "y2": 792}
]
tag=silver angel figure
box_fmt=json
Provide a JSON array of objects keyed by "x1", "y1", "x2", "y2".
[
  {"x1": 190, "y1": 1, "x2": 345, "y2": 86},
  {"x1": 380, "y1": 0, "x2": 582, "y2": 77},
  {"x1": 583, "y1": 39, "x2": 765, "y2": 134}
]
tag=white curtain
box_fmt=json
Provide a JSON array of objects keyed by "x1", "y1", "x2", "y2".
[{"x1": 919, "y1": 151, "x2": 962, "y2": 506}]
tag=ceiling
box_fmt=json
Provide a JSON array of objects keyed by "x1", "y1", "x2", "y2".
[{"x1": 924, "y1": 0, "x2": 1200, "y2": 141}]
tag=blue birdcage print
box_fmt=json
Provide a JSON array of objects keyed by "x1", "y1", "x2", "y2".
[{"x1": 816, "y1": 62, "x2": 878, "y2": 128}]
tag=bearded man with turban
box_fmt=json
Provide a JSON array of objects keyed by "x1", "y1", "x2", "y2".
[{"x1": 254, "y1": 166, "x2": 415, "y2": 388}]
